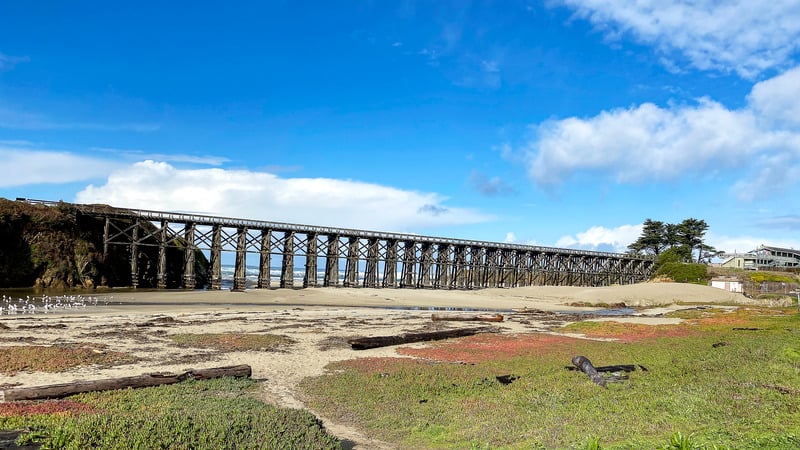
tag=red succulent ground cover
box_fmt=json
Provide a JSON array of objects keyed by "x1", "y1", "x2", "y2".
[
  {"x1": 0, "y1": 400, "x2": 97, "y2": 417},
  {"x1": 396, "y1": 333, "x2": 580, "y2": 363},
  {"x1": 569, "y1": 322, "x2": 698, "y2": 343}
]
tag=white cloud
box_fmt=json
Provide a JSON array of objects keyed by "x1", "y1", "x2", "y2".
[
  {"x1": 0, "y1": 52, "x2": 29, "y2": 71},
  {"x1": 0, "y1": 147, "x2": 123, "y2": 187},
  {"x1": 553, "y1": 224, "x2": 800, "y2": 256},
  {"x1": 524, "y1": 66, "x2": 800, "y2": 201},
  {"x1": 748, "y1": 65, "x2": 800, "y2": 127},
  {"x1": 706, "y1": 233, "x2": 800, "y2": 255},
  {"x1": 469, "y1": 171, "x2": 515, "y2": 196},
  {"x1": 90, "y1": 147, "x2": 229, "y2": 166},
  {"x1": 0, "y1": 106, "x2": 160, "y2": 132},
  {"x1": 75, "y1": 161, "x2": 492, "y2": 232},
  {"x1": 557, "y1": 0, "x2": 800, "y2": 78},
  {"x1": 555, "y1": 224, "x2": 642, "y2": 253}
]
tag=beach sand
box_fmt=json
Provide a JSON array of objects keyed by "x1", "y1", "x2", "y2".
[{"x1": 0, "y1": 282, "x2": 761, "y2": 448}]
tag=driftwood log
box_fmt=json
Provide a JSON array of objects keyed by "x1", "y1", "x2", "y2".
[
  {"x1": 572, "y1": 355, "x2": 607, "y2": 387},
  {"x1": 348, "y1": 327, "x2": 495, "y2": 350},
  {"x1": 0, "y1": 365, "x2": 252, "y2": 402},
  {"x1": 570, "y1": 356, "x2": 647, "y2": 387},
  {"x1": 431, "y1": 313, "x2": 504, "y2": 322},
  {"x1": 565, "y1": 363, "x2": 648, "y2": 373}
]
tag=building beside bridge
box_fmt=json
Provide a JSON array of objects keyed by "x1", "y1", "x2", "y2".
[{"x1": 720, "y1": 245, "x2": 800, "y2": 270}]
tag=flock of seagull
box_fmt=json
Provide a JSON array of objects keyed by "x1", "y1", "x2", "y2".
[{"x1": 0, "y1": 294, "x2": 112, "y2": 315}]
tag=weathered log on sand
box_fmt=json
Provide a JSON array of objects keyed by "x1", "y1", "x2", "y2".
[
  {"x1": 572, "y1": 355, "x2": 607, "y2": 388},
  {"x1": 431, "y1": 313, "x2": 504, "y2": 322},
  {"x1": 348, "y1": 327, "x2": 495, "y2": 350},
  {"x1": 0, "y1": 365, "x2": 252, "y2": 402}
]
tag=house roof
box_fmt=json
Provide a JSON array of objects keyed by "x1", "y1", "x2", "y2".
[{"x1": 758, "y1": 245, "x2": 800, "y2": 259}]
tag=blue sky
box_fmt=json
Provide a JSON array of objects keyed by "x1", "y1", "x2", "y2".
[{"x1": 1, "y1": 1, "x2": 799, "y2": 255}]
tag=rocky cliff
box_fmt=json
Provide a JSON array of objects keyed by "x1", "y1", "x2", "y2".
[{"x1": 0, "y1": 199, "x2": 209, "y2": 289}]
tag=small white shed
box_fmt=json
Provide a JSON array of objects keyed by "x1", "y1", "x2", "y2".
[{"x1": 710, "y1": 277, "x2": 743, "y2": 293}]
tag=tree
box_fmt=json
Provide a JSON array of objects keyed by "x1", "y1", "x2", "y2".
[
  {"x1": 629, "y1": 218, "x2": 712, "y2": 263},
  {"x1": 697, "y1": 244, "x2": 723, "y2": 264},
  {"x1": 627, "y1": 219, "x2": 667, "y2": 255},
  {"x1": 675, "y1": 218, "x2": 709, "y2": 263}
]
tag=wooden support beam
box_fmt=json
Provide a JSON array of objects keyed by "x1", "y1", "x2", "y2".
[
  {"x1": 400, "y1": 241, "x2": 416, "y2": 288},
  {"x1": 233, "y1": 227, "x2": 247, "y2": 291},
  {"x1": 209, "y1": 225, "x2": 222, "y2": 290},
  {"x1": 383, "y1": 239, "x2": 398, "y2": 287},
  {"x1": 258, "y1": 229, "x2": 272, "y2": 289},
  {"x1": 364, "y1": 238, "x2": 379, "y2": 288},
  {"x1": 434, "y1": 244, "x2": 451, "y2": 288},
  {"x1": 418, "y1": 242, "x2": 434, "y2": 288},
  {"x1": 323, "y1": 235, "x2": 339, "y2": 287},
  {"x1": 130, "y1": 223, "x2": 139, "y2": 288},
  {"x1": 343, "y1": 236, "x2": 359, "y2": 287},
  {"x1": 183, "y1": 222, "x2": 196, "y2": 289},
  {"x1": 157, "y1": 219, "x2": 168, "y2": 289},
  {"x1": 280, "y1": 231, "x2": 295, "y2": 288},
  {"x1": 304, "y1": 233, "x2": 318, "y2": 288},
  {"x1": 451, "y1": 245, "x2": 466, "y2": 289},
  {"x1": 101, "y1": 217, "x2": 110, "y2": 287}
]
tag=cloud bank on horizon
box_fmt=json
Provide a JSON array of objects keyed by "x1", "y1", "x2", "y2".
[
  {"x1": 75, "y1": 161, "x2": 491, "y2": 233},
  {"x1": 1, "y1": 1, "x2": 799, "y2": 255}
]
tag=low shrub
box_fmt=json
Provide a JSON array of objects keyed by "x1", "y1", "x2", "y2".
[
  {"x1": 655, "y1": 262, "x2": 707, "y2": 284},
  {"x1": 3, "y1": 377, "x2": 340, "y2": 449}
]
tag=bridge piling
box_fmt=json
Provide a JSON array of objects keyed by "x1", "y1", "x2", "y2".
[
  {"x1": 210, "y1": 225, "x2": 222, "y2": 290},
  {"x1": 383, "y1": 239, "x2": 398, "y2": 287},
  {"x1": 304, "y1": 233, "x2": 318, "y2": 288},
  {"x1": 258, "y1": 229, "x2": 271, "y2": 289},
  {"x1": 323, "y1": 235, "x2": 339, "y2": 287},
  {"x1": 130, "y1": 224, "x2": 139, "y2": 289},
  {"x1": 183, "y1": 223, "x2": 196, "y2": 289},
  {"x1": 157, "y1": 220, "x2": 168, "y2": 289},
  {"x1": 280, "y1": 231, "x2": 294, "y2": 288},
  {"x1": 233, "y1": 227, "x2": 247, "y2": 291}
]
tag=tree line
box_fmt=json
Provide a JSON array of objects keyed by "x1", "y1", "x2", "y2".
[{"x1": 627, "y1": 218, "x2": 721, "y2": 264}]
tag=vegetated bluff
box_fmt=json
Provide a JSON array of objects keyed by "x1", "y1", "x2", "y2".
[{"x1": 0, "y1": 198, "x2": 209, "y2": 289}]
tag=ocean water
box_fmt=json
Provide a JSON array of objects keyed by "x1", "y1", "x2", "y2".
[{"x1": 218, "y1": 265, "x2": 351, "y2": 289}]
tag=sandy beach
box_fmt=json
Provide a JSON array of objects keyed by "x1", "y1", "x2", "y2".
[{"x1": 0, "y1": 282, "x2": 761, "y2": 448}]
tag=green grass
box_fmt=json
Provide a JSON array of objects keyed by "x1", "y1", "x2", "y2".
[
  {"x1": 169, "y1": 333, "x2": 295, "y2": 351},
  {"x1": 1, "y1": 377, "x2": 341, "y2": 449},
  {"x1": 300, "y1": 307, "x2": 800, "y2": 449}
]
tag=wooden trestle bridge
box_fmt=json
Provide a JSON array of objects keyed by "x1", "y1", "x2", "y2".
[{"x1": 30, "y1": 200, "x2": 654, "y2": 290}]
